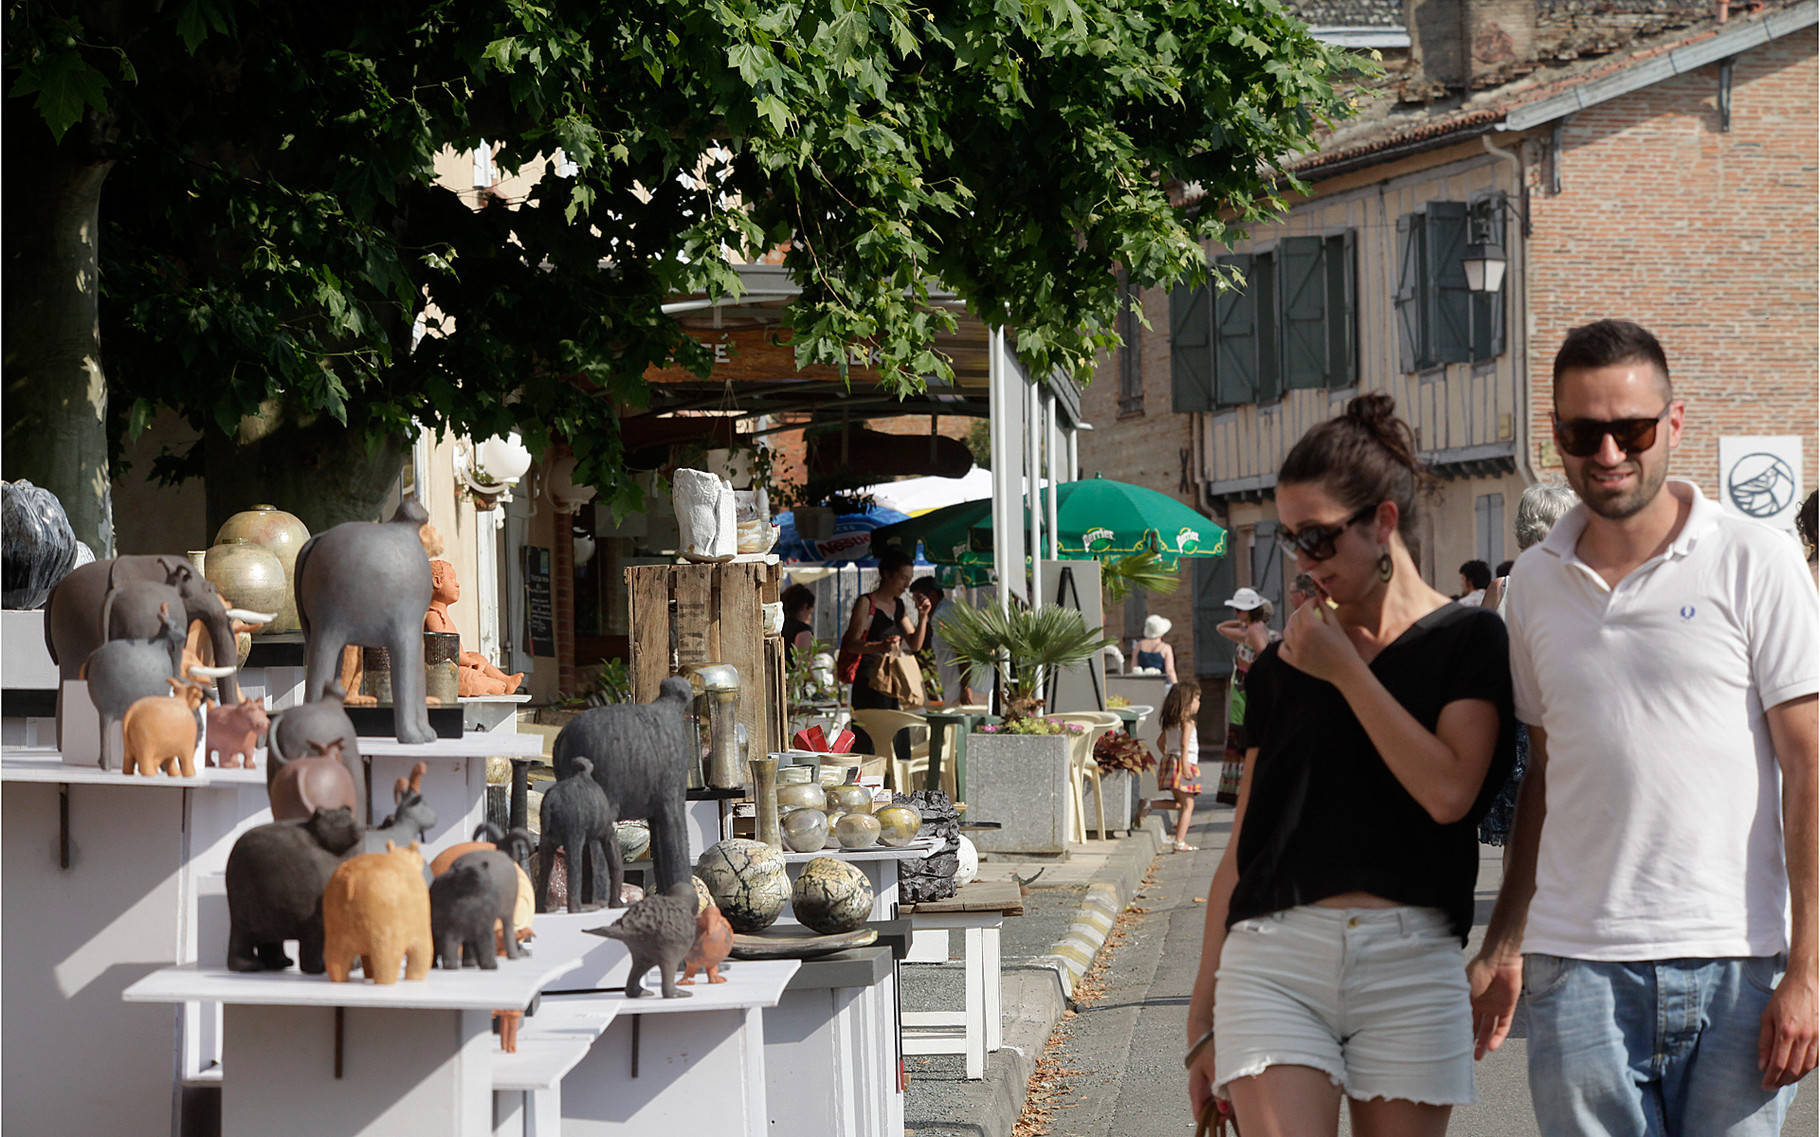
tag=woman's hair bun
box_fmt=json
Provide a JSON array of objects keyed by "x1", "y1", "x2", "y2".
[{"x1": 1343, "y1": 393, "x2": 1421, "y2": 474}]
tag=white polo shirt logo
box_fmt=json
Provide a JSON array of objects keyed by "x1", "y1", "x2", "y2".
[{"x1": 1679, "y1": 605, "x2": 1696, "y2": 621}]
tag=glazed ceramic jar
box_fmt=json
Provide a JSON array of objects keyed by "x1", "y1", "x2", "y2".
[
  {"x1": 875, "y1": 804, "x2": 924, "y2": 847},
  {"x1": 826, "y1": 780, "x2": 873, "y2": 816},
  {"x1": 203, "y1": 538, "x2": 288, "y2": 633},
  {"x1": 781, "y1": 807, "x2": 831, "y2": 853},
  {"x1": 777, "y1": 781, "x2": 827, "y2": 813},
  {"x1": 214, "y1": 504, "x2": 310, "y2": 633},
  {"x1": 834, "y1": 812, "x2": 882, "y2": 849},
  {"x1": 424, "y1": 632, "x2": 461, "y2": 705}
]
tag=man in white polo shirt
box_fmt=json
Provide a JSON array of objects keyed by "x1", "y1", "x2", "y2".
[{"x1": 1466, "y1": 319, "x2": 1818, "y2": 1136}]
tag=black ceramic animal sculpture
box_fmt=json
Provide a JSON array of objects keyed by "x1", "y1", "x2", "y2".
[
  {"x1": 47, "y1": 555, "x2": 257, "y2": 715},
  {"x1": 267, "y1": 694, "x2": 365, "y2": 824},
  {"x1": 551, "y1": 677, "x2": 695, "y2": 904},
  {"x1": 365, "y1": 761, "x2": 436, "y2": 856},
  {"x1": 79, "y1": 604, "x2": 198, "y2": 770},
  {"x1": 430, "y1": 850, "x2": 523, "y2": 969},
  {"x1": 537, "y1": 757, "x2": 613, "y2": 914},
  {"x1": 589, "y1": 881, "x2": 699, "y2": 998},
  {"x1": 2, "y1": 480, "x2": 78, "y2": 610},
  {"x1": 224, "y1": 806, "x2": 363, "y2": 972},
  {"x1": 293, "y1": 497, "x2": 436, "y2": 745}
]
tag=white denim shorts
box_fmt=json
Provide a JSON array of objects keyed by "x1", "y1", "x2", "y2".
[{"x1": 1213, "y1": 904, "x2": 1477, "y2": 1106}]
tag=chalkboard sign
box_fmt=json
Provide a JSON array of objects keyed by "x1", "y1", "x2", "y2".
[{"x1": 522, "y1": 546, "x2": 555, "y2": 657}]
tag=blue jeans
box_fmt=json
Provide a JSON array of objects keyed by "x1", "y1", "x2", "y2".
[{"x1": 1524, "y1": 953, "x2": 1794, "y2": 1137}]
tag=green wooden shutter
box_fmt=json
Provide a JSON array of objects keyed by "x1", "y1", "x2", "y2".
[
  {"x1": 1395, "y1": 214, "x2": 1427, "y2": 373},
  {"x1": 1425, "y1": 201, "x2": 1472, "y2": 364},
  {"x1": 1470, "y1": 197, "x2": 1507, "y2": 361},
  {"x1": 1192, "y1": 554, "x2": 1237, "y2": 678},
  {"x1": 1170, "y1": 275, "x2": 1214, "y2": 412},
  {"x1": 1325, "y1": 230, "x2": 1357, "y2": 388},
  {"x1": 1278, "y1": 236, "x2": 1328, "y2": 390},
  {"x1": 1253, "y1": 251, "x2": 1280, "y2": 403},
  {"x1": 1212, "y1": 254, "x2": 1257, "y2": 406}
]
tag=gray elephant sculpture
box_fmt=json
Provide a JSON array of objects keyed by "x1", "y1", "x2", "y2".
[
  {"x1": 294, "y1": 498, "x2": 436, "y2": 745},
  {"x1": 47, "y1": 555, "x2": 269, "y2": 744},
  {"x1": 81, "y1": 604, "x2": 231, "y2": 771},
  {"x1": 552, "y1": 677, "x2": 696, "y2": 903},
  {"x1": 267, "y1": 695, "x2": 365, "y2": 824}
]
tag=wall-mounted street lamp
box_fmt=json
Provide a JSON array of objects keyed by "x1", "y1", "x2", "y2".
[
  {"x1": 1463, "y1": 241, "x2": 1508, "y2": 293},
  {"x1": 455, "y1": 432, "x2": 534, "y2": 509}
]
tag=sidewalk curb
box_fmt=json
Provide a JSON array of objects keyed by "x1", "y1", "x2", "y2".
[{"x1": 912, "y1": 819, "x2": 1166, "y2": 1137}]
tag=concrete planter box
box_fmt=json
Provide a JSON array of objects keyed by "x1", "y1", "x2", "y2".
[
  {"x1": 966, "y1": 733, "x2": 1073, "y2": 856},
  {"x1": 1097, "y1": 769, "x2": 1139, "y2": 834}
]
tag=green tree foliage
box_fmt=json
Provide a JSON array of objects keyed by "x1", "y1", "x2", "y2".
[{"x1": 5, "y1": 0, "x2": 1361, "y2": 537}]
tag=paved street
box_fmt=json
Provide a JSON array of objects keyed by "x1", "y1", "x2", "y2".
[{"x1": 1031, "y1": 798, "x2": 1818, "y2": 1136}]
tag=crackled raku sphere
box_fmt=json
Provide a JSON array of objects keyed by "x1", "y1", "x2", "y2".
[
  {"x1": 695, "y1": 839, "x2": 790, "y2": 933},
  {"x1": 825, "y1": 782, "x2": 873, "y2": 815},
  {"x1": 616, "y1": 821, "x2": 652, "y2": 863},
  {"x1": 875, "y1": 805, "x2": 924, "y2": 847},
  {"x1": 791, "y1": 857, "x2": 874, "y2": 934},
  {"x1": 781, "y1": 807, "x2": 831, "y2": 853},
  {"x1": 834, "y1": 812, "x2": 882, "y2": 849},
  {"x1": 777, "y1": 782, "x2": 827, "y2": 813},
  {"x1": 691, "y1": 875, "x2": 715, "y2": 915}
]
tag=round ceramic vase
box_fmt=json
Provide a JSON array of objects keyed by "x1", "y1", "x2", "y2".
[
  {"x1": 780, "y1": 807, "x2": 831, "y2": 853},
  {"x1": 875, "y1": 805, "x2": 924, "y2": 847},
  {"x1": 777, "y1": 781, "x2": 827, "y2": 813},
  {"x1": 695, "y1": 839, "x2": 790, "y2": 933},
  {"x1": 214, "y1": 504, "x2": 310, "y2": 633},
  {"x1": 826, "y1": 782, "x2": 872, "y2": 815},
  {"x1": 616, "y1": 822, "x2": 652, "y2": 862},
  {"x1": 203, "y1": 538, "x2": 288, "y2": 633},
  {"x1": 791, "y1": 857, "x2": 875, "y2": 934},
  {"x1": 822, "y1": 808, "x2": 845, "y2": 848},
  {"x1": 834, "y1": 812, "x2": 882, "y2": 849}
]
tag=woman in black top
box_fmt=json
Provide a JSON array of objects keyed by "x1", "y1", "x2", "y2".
[
  {"x1": 1184, "y1": 395, "x2": 1515, "y2": 1136},
  {"x1": 842, "y1": 549, "x2": 930, "y2": 712},
  {"x1": 781, "y1": 583, "x2": 815, "y2": 665}
]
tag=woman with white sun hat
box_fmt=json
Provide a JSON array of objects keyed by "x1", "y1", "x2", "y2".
[
  {"x1": 1214, "y1": 587, "x2": 1276, "y2": 805},
  {"x1": 1132, "y1": 612, "x2": 1178, "y2": 684}
]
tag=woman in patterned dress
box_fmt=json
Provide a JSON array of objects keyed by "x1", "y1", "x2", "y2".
[{"x1": 1215, "y1": 588, "x2": 1275, "y2": 805}]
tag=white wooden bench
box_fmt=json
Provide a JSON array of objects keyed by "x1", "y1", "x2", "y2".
[{"x1": 900, "y1": 880, "x2": 1025, "y2": 1079}]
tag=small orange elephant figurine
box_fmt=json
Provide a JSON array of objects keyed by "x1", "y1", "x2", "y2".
[
  {"x1": 321, "y1": 840, "x2": 434, "y2": 984},
  {"x1": 122, "y1": 680, "x2": 208, "y2": 777}
]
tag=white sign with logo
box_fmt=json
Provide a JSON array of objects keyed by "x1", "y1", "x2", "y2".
[{"x1": 1717, "y1": 436, "x2": 1804, "y2": 531}]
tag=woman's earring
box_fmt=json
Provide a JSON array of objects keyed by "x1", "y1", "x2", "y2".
[{"x1": 1377, "y1": 548, "x2": 1394, "y2": 582}]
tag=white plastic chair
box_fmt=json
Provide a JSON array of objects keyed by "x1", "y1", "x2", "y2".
[
  {"x1": 846, "y1": 708, "x2": 931, "y2": 794},
  {"x1": 1048, "y1": 712, "x2": 1123, "y2": 841}
]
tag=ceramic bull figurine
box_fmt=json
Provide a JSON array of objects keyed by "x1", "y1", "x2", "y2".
[
  {"x1": 268, "y1": 739, "x2": 359, "y2": 821},
  {"x1": 206, "y1": 698, "x2": 269, "y2": 769},
  {"x1": 121, "y1": 679, "x2": 208, "y2": 777},
  {"x1": 322, "y1": 840, "x2": 433, "y2": 984},
  {"x1": 364, "y1": 761, "x2": 436, "y2": 855},
  {"x1": 81, "y1": 604, "x2": 233, "y2": 770}
]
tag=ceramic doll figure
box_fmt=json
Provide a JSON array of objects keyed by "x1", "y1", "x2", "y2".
[{"x1": 424, "y1": 559, "x2": 524, "y2": 696}]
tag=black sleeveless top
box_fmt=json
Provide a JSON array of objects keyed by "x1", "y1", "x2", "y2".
[
  {"x1": 855, "y1": 597, "x2": 905, "y2": 683},
  {"x1": 1227, "y1": 602, "x2": 1515, "y2": 943},
  {"x1": 782, "y1": 617, "x2": 812, "y2": 664}
]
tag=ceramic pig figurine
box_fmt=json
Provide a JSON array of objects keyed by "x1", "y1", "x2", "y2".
[
  {"x1": 322, "y1": 840, "x2": 433, "y2": 984},
  {"x1": 269, "y1": 739, "x2": 360, "y2": 822},
  {"x1": 122, "y1": 679, "x2": 208, "y2": 777},
  {"x1": 225, "y1": 806, "x2": 363, "y2": 972},
  {"x1": 206, "y1": 698, "x2": 269, "y2": 769},
  {"x1": 430, "y1": 851, "x2": 523, "y2": 970}
]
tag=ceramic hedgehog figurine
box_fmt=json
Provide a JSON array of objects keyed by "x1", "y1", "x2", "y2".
[{"x1": 589, "y1": 881, "x2": 699, "y2": 998}]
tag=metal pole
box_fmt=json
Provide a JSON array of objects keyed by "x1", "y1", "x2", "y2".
[
  {"x1": 1044, "y1": 389, "x2": 1061, "y2": 559},
  {"x1": 989, "y1": 327, "x2": 1011, "y2": 613},
  {"x1": 1026, "y1": 375, "x2": 1042, "y2": 611},
  {"x1": 1066, "y1": 427, "x2": 1080, "y2": 482}
]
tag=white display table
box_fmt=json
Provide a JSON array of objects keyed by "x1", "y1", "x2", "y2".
[
  {"x1": 533, "y1": 911, "x2": 800, "y2": 1137},
  {"x1": 125, "y1": 958, "x2": 588, "y2": 1137},
  {"x1": 780, "y1": 835, "x2": 938, "y2": 922},
  {"x1": 765, "y1": 945, "x2": 904, "y2": 1137}
]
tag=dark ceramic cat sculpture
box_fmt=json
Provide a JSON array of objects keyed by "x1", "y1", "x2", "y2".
[
  {"x1": 2, "y1": 480, "x2": 77, "y2": 610},
  {"x1": 430, "y1": 850, "x2": 523, "y2": 969},
  {"x1": 551, "y1": 677, "x2": 695, "y2": 904},
  {"x1": 224, "y1": 806, "x2": 363, "y2": 973},
  {"x1": 590, "y1": 881, "x2": 699, "y2": 998},
  {"x1": 537, "y1": 757, "x2": 612, "y2": 913}
]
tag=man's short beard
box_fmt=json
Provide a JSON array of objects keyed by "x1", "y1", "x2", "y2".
[{"x1": 1575, "y1": 461, "x2": 1668, "y2": 521}]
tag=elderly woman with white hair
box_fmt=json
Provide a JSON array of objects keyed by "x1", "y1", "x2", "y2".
[
  {"x1": 1132, "y1": 613, "x2": 1178, "y2": 684},
  {"x1": 1478, "y1": 476, "x2": 1578, "y2": 847}
]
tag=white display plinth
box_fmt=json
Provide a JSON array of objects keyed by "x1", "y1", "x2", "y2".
[
  {"x1": 780, "y1": 835, "x2": 937, "y2": 922},
  {"x1": 125, "y1": 959, "x2": 588, "y2": 1137}
]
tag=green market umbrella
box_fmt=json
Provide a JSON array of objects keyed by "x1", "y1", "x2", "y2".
[
  {"x1": 869, "y1": 497, "x2": 994, "y2": 565},
  {"x1": 983, "y1": 475, "x2": 1227, "y2": 561}
]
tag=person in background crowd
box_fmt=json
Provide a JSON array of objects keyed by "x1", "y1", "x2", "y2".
[
  {"x1": 1288, "y1": 572, "x2": 1320, "y2": 612},
  {"x1": 1134, "y1": 613, "x2": 1178, "y2": 684},
  {"x1": 1457, "y1": 560, "x2": 1492, "y2": 606},
  {"x1": 910, "y1": 576, "x2": 978, "y2": 706},
  {"x1": 1799, "y1": 489, "x2": 1818, "y2": 584},
  {"x1": 843, "y1": 549, "x2": 930, "y2": 713},
  {"x1": 1480, "y1": 561, "x2": 1517, "y2": 612},
  {"x1": 1214, "y1": 588, "x2": 1276, "y2": 807},
  {"x1": 1157, "y1": 680, "x2": 1203, "y2": 853},
  {"x1": 781, "y1": 583, "x2": 815, "y2": 665},
  {"x1": 1468, "y1": 319, "x2": 1818, "y2": 1136},
  {"x1": 1477, "y1": 476, "x2": 1578, "y2": 847},
  {"x1": 1186, "y1": 394, "x2": 1515, "y2": 1136}
]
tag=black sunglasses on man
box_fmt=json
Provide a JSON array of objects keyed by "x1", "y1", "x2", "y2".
[{"x1": 1552, "y1": 403, "x2": 1673, "y2": 459}]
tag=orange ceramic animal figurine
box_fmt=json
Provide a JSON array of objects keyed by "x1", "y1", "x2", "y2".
[
  {"x1": 680, "y1": 901, "x2": 734, "y2": 986},
  {"x1": 494, "y1": 1009, "x2": 522, "y2": 1053},
  {"x1": 321, "y1": 840, "x2": 433, "y2": 984},
  {"x1": 425, "y1": 560, "x2": 524, "y2": 696},
  {"x1": 268, "y1": 739, "x2": 360, "y2": 822},
  {"x1": 122, "y1": 679, "x2": 208, "y2": 777}
]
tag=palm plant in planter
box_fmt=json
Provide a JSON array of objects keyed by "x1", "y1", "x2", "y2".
[{"x1": 936, "y1": 601, "x2": 1111, "y2": 724}]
